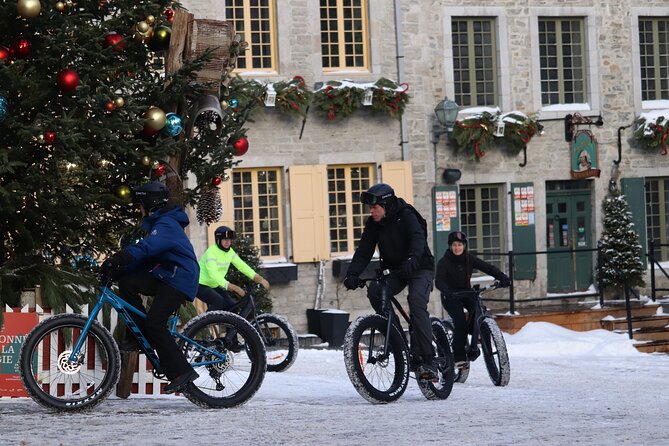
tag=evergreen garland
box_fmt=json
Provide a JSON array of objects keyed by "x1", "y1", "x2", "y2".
[
  {"x1": 452, "y1": 112, "x2": 496, "y2": 161},
  {"x1": 633, "y1": 114, "x2": 669, "y2": 155},
  {"x1": 226, "y1": 235, "x2": 272, "y2": 314},
  {"x1": 597, "y1": 190, "x2": 645, "y2": 292},
  {"x1": 273, "y1": 75, "x2": 313, "y2": 118},
  {"x1": 498, "y1": 112, "x2": 543, "y2": 154},
  {"x1": 371, "y1": 77, "x2": 409, "y2": 118},
  {"x1": 312, "y1": 80, "x2": 366, "y2": 120}
]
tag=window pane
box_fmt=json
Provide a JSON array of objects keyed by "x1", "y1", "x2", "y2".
[{"x1": 459, "y1": 184, "x2": 506, "y2": 269}]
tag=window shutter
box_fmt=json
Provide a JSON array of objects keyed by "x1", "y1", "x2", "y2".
[
  {"x1": 381, "y1": 160, "x2": 414, "y2": 204},
  {"x1": 621, "y1": 177, "x2": 648, "y2": 267},
  {"x1": 432, "y1": 185, "x2": 460, "y2": 262},
  {"x1": 510, "y1": 182, "x2": 537, "y2": 280},
  {"x1": 206, "y1": 175, "x2": 234, "y2": 246},
  {"x1": 289, "y1": 165, "x2": 329, "y2": 262}
]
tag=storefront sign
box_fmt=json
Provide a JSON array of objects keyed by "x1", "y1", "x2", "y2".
[
  {"x1": 0, "y1": 311, "x2": 38, "y2": 397},
  {"x1": 571, "y1": 129, "x2": 601, "y2": 179}
]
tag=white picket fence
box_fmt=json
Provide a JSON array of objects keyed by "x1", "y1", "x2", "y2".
[{"x1": 6, "y1": 304, "x2": 165, "y2": 396}]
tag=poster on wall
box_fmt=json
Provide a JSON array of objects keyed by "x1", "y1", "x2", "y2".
[
  {"x1": 570, "y1": 129, "x2": 601, "y2": 179},
  {"x1": 513, "y1": 185, "x2": 535, "y2": 227},
  {"x1": 0, "y1": 311, "x2": 38, "y2": 397},
  {"x1": 435, "y1": 190, "x2": 457, "y2": 231}
]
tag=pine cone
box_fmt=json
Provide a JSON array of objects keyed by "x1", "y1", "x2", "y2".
[{"x1": 196, "y1": 188, "x2": 223, "y2": 225}]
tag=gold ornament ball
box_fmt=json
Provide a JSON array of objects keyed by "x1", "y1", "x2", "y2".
[
  {"x1": 136, "y1": 20, "x2": 150, "y2": 33},
  {"x1": 145, "y1": 15, "x2": 155, "y2": 25},
  {"x1": 143, "y1": 106, "x2": 166, "y2": 131},
  {"x1": 55, "y1": 2, "x2": 66, "y2": 12},
  {"x1": 220, "y1": 100, "x2": 229, "y2": 110},
  {"x1": 141, "y1": 155, "x2": 152, "y2": 166},
  {"x1": 114, "y1": 97, "x2": 125, "y2": 108},
  {"x1": 116, "y1": 185, "x2": 132, "y2": 200},
  {"x1": 133, "y1": 21, "x2": 154, "y2": 43},
  {"x1": 17, "y1": 0, "x2": 41, "y2": 18}
]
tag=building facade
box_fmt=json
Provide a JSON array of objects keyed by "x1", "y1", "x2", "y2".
[{"x1": 180, "y1": 0, "x2": 669, "y2": 332}]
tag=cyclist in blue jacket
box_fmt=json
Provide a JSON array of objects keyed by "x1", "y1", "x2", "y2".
[{"x1": 101, "y1": 181, "x2": 199, "y2": 394}]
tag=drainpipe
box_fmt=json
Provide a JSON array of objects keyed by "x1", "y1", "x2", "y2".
[{"x1": 394, "y1": 0, "x2": 409, "y2": 160}]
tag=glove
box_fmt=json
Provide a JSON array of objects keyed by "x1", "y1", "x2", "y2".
[
  {"x1": 343, "y1": 274, "x2": 360, "y2": 291},
  {"x1": 499, "y1": 275, "x2": 511, "y2": 288},
  {"x1": 227, "y1": 283, "x2": 246, "y2": 297},
  {"x1": 100, "y1": 250, "x2": 133, "y2": 282},
  {"x1": 400, "y1": 257, "x2": 419, "y2": 277},
  {"x1": 253, "y1": 274, "x2": 270, "y2": 289}
]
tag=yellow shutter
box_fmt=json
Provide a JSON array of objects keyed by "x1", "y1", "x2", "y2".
[
  {"x1": 206, "y1": 174, "x2": 235, "y2": 246},
  {"x1": 289, "y1": 165, "x2": 330, "y2": 262},
  {"x1": 381, "y1": 160, "x2": 414, "y2": 205}
]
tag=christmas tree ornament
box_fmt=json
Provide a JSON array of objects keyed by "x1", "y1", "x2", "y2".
[
  {"x1": 233, "y1": 137, "x2": 249, "y2": 156},
  {"x1": 212, "y1": 176, "x2": 222, "y2": 186},
  {"x1": 114, "y1": 97, "x2": 125, "y2": 108},
  {"x1": 141, "y1": 155, "x2": 152, "y2": 166},
  {"x1": 105, "y1": 100, "x2": 115, "y2": 112},
  {"x1": 196, "y1": 187, "x2": 223, "y2": 225},
  {"x1": 0, "y1": 46, "x2": 9, "y2": 64},
  {"x1": 115, "y1": 184, "x2": 132, "y2": 201},
  {"x1": 164, "y1": 8, "x2": 175, "y2": 23},
  {"x1": 55, "y1": 2, "x2": 66, "y2": 12},
  {"x1": 143, "y1": 106, "x2": 166, "y2": 132},
  {"x1": 10, "y1": 39, "x2": 31, "y2": 59},
  {"x1": 133, "y1": 20, "x2": 154, "y2": 43},
  {"x1": 148, "y1": 25, "x2": 171, "y2": 51},
  {"x1": 145, "y1": 15, "x2": 155, "y2": 26},
  {"x1": 163, "y1": 112, "x2": 183, "y2": 137},
  {"x1": 230, "y1": 98, "x2": 238, "y2": 108},
  {"x1": 103, "y1": 32, "x2": 125, "y2": 52},
  {"x1": 17, "y1": 0, "x2": 41, "y2": 19},
  {"x1": 220, "y1": 100, "x2": 229, "y2": 110},
  {"x1": 56, "y1": 68, "x2": 80, "y2": 93},
  {"x1": 44, "y1": 131, "x2": 56, "y2": 144},
  {"x1": 0, "y1": 96, "x2": 8, "y2": 122},
  {"x1": 154, "y1": 164, "x2": 166, "y2": 176}
]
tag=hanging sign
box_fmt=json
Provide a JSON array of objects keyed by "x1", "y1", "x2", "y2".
[{"x1": 570, "y1": 129, "x2": 601, "y2": 179}]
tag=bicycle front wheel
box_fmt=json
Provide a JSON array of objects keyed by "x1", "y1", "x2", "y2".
[
  {"x1": 180, "y1": 311, "x2": 266, "y2": 408},
  {"x1": 343, "y1": 314, "x2": 409, "y2": 404},
  {"x1": 417, "y1": 318, "x2": 455, "y2": 400},
  {"x1": 18, "y1": 313, "x2": 120, "y2": 412},
  {"x1": 480, "y1": 317, "x2": 510, "y2": 386},
  {"x1": 255, "y1": 313, "x2": 299, "y2": 373}
]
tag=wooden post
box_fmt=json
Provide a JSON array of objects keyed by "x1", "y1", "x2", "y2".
[{"x1": 115, "y1": 351, "x2": 139, "y2": 399}]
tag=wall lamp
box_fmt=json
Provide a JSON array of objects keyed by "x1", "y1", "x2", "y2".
[{"x1": 431, "y1": 97, "x2": 460, "y2": 144}]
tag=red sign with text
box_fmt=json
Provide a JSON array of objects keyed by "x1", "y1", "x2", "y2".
[{"x1": 0, "y1": 311, "x2": 38, "y2": 397}]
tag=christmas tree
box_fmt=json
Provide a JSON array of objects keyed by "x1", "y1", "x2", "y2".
[
  {"x1": 0, "y1": 1, "x2": 261, "y2": 315},
  {"x1": 597, "y1": 189, "x2": 646, "y2": 293}
]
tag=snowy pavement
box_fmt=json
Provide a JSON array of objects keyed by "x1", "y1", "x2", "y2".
[{"x1": 1, "y1": 322, "x2": 668, "y2": 446}]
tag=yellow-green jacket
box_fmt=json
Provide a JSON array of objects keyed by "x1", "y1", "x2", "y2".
[{"x1": 198, "y1": 245, "x2": 257, "y2": 290}]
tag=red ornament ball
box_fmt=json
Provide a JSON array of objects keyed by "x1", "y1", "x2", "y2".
[
  {"x1": 44, "y1": 131, "x2": 56, "y2": 144},
  {"x1": 212, "y1": 176, "x2": 222, "y2": 186},
  {"x1": 57, "y1": 69, "x2": 80, "y2": 93},
  {"x1": 0, "y1": 46, "x2": 9, "y2": 64},
  {"x1": 10, "y1": 39, "x2": 31, "y2": 59},
  {"x1": 154, "y1": 164, "x2": 166, "y2": 176},
  {"x1": 103, "y1": 32, "x2": 125, "y2": 52},
  {"x1": 164, "y1": 8, "x2": 175, "y2": 23},
  {"x1": 105, "y1": 101, "x2": 115, "y2": 112},
  {"x1": 233, "y1": 137, "x2": 249, "y2": 156}
]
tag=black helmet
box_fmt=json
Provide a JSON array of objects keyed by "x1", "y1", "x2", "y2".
[
  {"x1": 132, "y1": 181, "x2": 169, "y2": 212},
  {"x1": 448, "y1": 231, "x2": 468, "y2": 246},
  {"x1": 360, "y1": 183, "x2": 395, "y2": 207},
  {"x1": 214, "y1": 225, "x2": 235, "y2": 250}
]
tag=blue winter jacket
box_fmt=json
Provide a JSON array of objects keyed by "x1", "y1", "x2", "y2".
[{"x1": 124, "y1": 205, "x2": 200, "y2": 300}]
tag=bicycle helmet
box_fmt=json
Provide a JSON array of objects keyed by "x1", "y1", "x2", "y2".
[
  {"x1": 132, "y1": 181, "x2": 169, "y2": 213},
  {"x1": 214, "y1": 225, "x2": 235, "y2": 250},
  {"x1": 448, "y1": 230, "x2": 468, "y2": 246},
  {"x1": 359, "y1": 183, "x2": 396, "y2": 208}
]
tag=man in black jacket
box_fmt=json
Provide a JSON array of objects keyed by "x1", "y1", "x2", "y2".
[{"x1": 343, "y1": 183, "x2": 437, "y2": 380}]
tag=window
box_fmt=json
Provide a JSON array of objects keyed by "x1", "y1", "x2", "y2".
[
  {"x1": 232, "y1": 168, "x2": 284, "y2": 258},
  {"x1": 320, "y1": 0, "x2": 369, "y2": 71},
  {"x1": 460, "y1": 185, "x2": 506, "y2": 270},
  {"x1": 645, "y1": 177, "x2": 669, "y2": 261},
  {"x1": 452, "y1": 17, "x2": 498, "y2": 107},
  {"x1": 639, "y1": 17, "x2": 669, "y2": 101},
  {"x1": 538, "y1": 17, "x2": 587, "y2": 105},
  {"x1": 224, "y1": 0, "x2": 277, "y2": 72},
  {"x1": 327, "y1": 165, "x2": 374, "y2": 255}
]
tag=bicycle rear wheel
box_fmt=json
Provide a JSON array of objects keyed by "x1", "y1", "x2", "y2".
[
  {"x1": 480, "y1": 317, "x2": 510, "y2": 386},
  {"x1": 343, "y1": 314, "x2": 409, "y2": 404},
  {"x1": 180, "y1": 311, "x2": 266, "y2": 408},
  {"x1": 417, "y1": 318, "x2": 455, "y2": 400},
  {"x1": 18, "y1": 314, "x2": 120, "y2": 412},
  {"x1": 442, "y1": 318, "x2": 470, "y2": 383},
  {"x1": 255, "y1": 313, "x2": 299, "y2": 373}
]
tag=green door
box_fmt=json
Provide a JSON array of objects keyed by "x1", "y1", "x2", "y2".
[{"x1": 546, "y1": 190, "x2": 593, "y2": 292}]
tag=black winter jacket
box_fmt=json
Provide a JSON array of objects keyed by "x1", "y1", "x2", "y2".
[
  {"x1": 435, "y1": 250, "x2": 506, "y2": 295},
  {"x1": 347, "y1": 198, "x2": 434, "y2": 277}
]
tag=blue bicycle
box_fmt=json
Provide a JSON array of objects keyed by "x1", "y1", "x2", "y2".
[{"x1": 17, "y1": 280, "x2": 267, "y2": 412}]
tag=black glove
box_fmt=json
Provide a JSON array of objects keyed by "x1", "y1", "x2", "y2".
[
  {"x1": 400, "y1": 257, "x2": 419, "y2": 277},
  {"x1": 343, "y1": 274, "x2": 360, "y2": 291},
  {"x1": 100, "y1": 250, "x2": 133, "y2": 282},
  {"x1": 499, "y1": 275, "x2": 511, "y2": 288}
]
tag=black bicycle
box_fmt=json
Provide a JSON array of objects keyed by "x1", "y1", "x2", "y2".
[
  {"x1": 18, "y1": 279, "x2": 267, "y2": 412},
  {"x1": 237, "y1": 283, "x2": 299, "y2": 373},
  {"x1": 342, "y1": 269, "x2": 455, "y2": 404},
  {"x1": 441, "y1": 282, "x2": 510, "y2": 386}
]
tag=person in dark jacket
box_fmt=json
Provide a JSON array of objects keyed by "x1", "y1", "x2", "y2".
[
  {"x1": 435, "y1": 230, "x2": 510, "y2": 368},
  {"x1": 343, "y1": 183, "x2": 438, "y2": 380},
  {"x1": 101, "y1": 181, "x2": 199, "y2": 394}
]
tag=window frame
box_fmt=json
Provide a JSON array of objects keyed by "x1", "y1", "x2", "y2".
[
  {"x1": 645, "y1": 177, "x2": 669, "y2": 262},
  {"x1": 225, "y1": 0, "x2": 278, "y2": 73},
  {"x1": 319, "y1": 0, "x2": 371, "y2": 73},
  {"x1": 632, "y1": 10, "x2": 669, "y2": 111}
]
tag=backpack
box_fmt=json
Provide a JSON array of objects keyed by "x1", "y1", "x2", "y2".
[{"x1": 404, "y1": 203, "x2": 428, "y2": 238}]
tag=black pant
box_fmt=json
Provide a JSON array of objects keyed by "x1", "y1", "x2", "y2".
[
  {"x1": 441, "y1": 293, "x2": 477, "y2": 362},
  {"x1": 118, "y1": 271, "x2": 194, "y2": 380},
  {"x1": 197, "y1": 284, "x2": 238, "y2": 312},
  {"x1": 366, "y1": 269, "x2": 434, "y2": 359}
]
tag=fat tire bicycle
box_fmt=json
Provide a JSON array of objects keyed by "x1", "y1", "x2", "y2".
[
  {"x1": 441, "y1": 281, "x2": 510, "y2": 387},
  {"x1": 17, "y1": 280, "x2": 267, "y2": 412},
  {"x1": 342, "y1": 269, "x2": 455, "y2": 404},
  {"x1": 236, "y1": 283, "x2": 299, "y2": 373}
]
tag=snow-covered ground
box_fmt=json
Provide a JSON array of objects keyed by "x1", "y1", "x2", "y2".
[{"x1": 2, "y1": 322, "x2": 668, "y2": 446}]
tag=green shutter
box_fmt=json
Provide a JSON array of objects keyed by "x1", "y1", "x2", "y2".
[
  {"x1": 621, "y1": 177, "x2": 648, "y2": 267},
  {"x1": 510, "y1": 182, "x2": 537, "y2": 280},
  {"x1": 432, "y1": 185, "x2": 460, "y2": 263}
]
